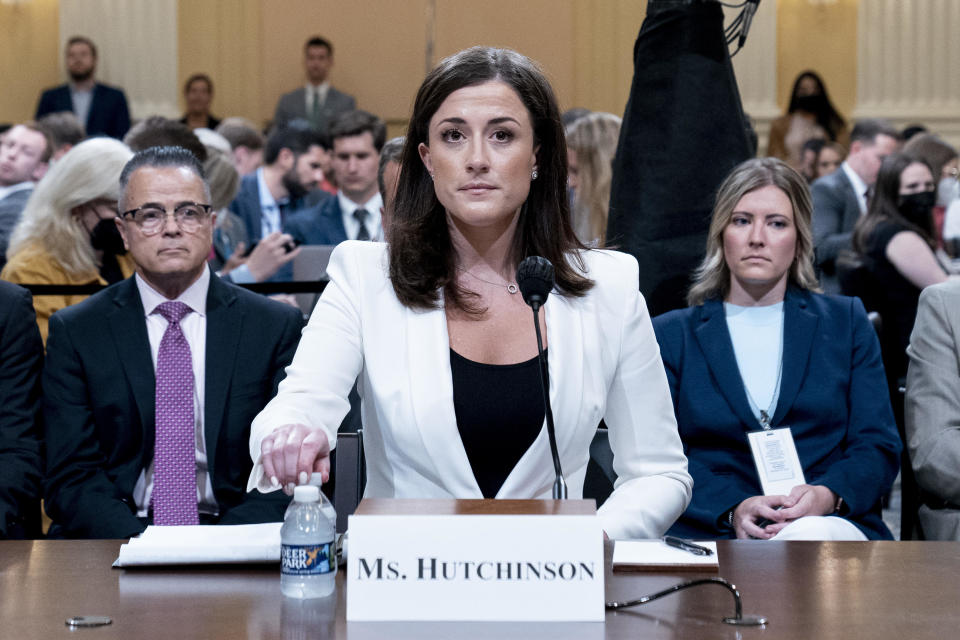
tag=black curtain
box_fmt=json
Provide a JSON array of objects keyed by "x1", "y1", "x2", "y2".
[{"x1": 606, "y1": 1, "x2": 753, "y2": 317}]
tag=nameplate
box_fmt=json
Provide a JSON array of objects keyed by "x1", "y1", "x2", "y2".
[{"x1": 346, "y1": 499, "x2": 604, "y2": 622}]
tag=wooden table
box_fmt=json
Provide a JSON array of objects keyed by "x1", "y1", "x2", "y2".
[{"x1": 2, "y1": 539, "x2": 958, "y2": 639}]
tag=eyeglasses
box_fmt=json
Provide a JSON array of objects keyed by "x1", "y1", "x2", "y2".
[{"x1": 121, "y1": 203, "x2": 212, "y2": 236}]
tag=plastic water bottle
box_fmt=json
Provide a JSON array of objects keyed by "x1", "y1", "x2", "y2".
[{"x1": 281, "y1": 484, "x2": 336, "y2": 599}]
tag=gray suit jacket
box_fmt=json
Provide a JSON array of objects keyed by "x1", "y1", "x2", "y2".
[
  {"x1": 0, "y1": 188, "x2": 33, "y2": 270},
  {"x1": 273, "y1": 86, "x2": 356, "y2": 132},
  {"x1": 906, "y1": 280, "x2": 960, "y2": 540},
  {"x1": 811, "y1": 167, "x2": 861, "y2": 293}
]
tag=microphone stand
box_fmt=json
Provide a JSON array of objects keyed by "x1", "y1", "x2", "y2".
[{"x1": 529, "y1": 299, "x2": 566, "y2": 500}]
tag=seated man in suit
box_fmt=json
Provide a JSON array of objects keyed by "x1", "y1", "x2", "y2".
[
  {"x1": 43, "y1": 146, "x2": 303, "y2": 539},
  {"x1": 274, "y1": 36, "x2": 356, "y2": 133},
  {"x1": 0, "y1": 281, "x2": 43, "y2": 539},
  {"x1": 35, "y1": 35, "x2": 131, "y2": 140},
  {"x1": 229, "y1": 125, "x2": 328, "y2": 250},
  {"x1": 810, "y1": 119, "x2": 900, "y2": 292},
  {"x1": 906, "y1": 280, "x2": 960, "y2": 540},
  {"x1": 285, "y1": 110, "x2": 386, "y2": 245},
  {"x1": 0, "y1": 123, "x2": 52, "y2": 270}
]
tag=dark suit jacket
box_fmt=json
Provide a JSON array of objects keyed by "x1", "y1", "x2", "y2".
[
  {"x1": 653, "y1": 289, "x2": 901, "y2": 540},
  {"x1": 42, "y1": 272, "x2": 303, "y2": 538},
  {"x1": 273, "y1": 86, "x2": 356, "y2": 132},
  {"x1": 811, "y1": 167, "x2": 862, "y2": 291},
  {"x1": 0, "y1": 281, "x2": 43, "y2": 539},
  {"x1": 35, "y1": 82, "x2": 131, "y2": 139},
  {"x1": 284, "y1": 195, "x2": 348, "y2": 246},
  {"x1": 0, "y1": 187, "x2": 33, "y2": 271}
]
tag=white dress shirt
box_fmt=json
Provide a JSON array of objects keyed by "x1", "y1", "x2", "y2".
[
  {"x1": 842, "y1": 161, "x2": 869, "y2": 215},
  {"x1": 69, "y1": 84, "x2": 93, "y2": 127},
  {"x1": 256, "y1": 167, "x2": 286, "y2": 239},
  {"x1": 133, "y1": 268, "x2": 218, "y2": 516},
  {"x1": 338, "y1": 191, "x2": 383, "y2": 241}
]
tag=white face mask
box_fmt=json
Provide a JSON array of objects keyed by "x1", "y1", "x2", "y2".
[{"x1": 938, "y1": 176, "x2": 959, "y2": 208}]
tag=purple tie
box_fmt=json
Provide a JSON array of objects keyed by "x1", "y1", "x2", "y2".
[{"x1": 151, "y1": 301, "x2": 199, "y2": 526}]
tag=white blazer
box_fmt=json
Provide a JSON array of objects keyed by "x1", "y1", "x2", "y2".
[{"x1": 249, "y1": 241, "x2": 691, "y2": 540}]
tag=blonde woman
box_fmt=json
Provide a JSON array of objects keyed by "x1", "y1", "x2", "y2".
[
  {"x1": 565, "y1": 112, "x2": 621, "y2": 246},
  {"x1": 654, "y1": 157, "x2": 900, "y2": 541},
  {"x1": 1, "y1": 138, "x2": 134, "y2": 342}
]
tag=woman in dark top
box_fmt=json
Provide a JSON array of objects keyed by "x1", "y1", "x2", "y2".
[
  {"x1": 767, "y1": 71, "x2": 848, "y2": 171},
  {"x1": 248, "y1": 46, "x2": 692, "y2": 540},
  {"x1": 852, "y1": 152, "x2": 950, "y2": 389},
  {"x1": 179, "y1": 73, "x2": 221, "y2": 131}
]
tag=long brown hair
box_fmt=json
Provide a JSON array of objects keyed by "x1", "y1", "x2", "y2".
[
  {"x1": 388, "y1": 46, "x2": 592, "y2": 314},
  {"x1": 853, "y1": 152, "x2": 937, "y2": 253}
]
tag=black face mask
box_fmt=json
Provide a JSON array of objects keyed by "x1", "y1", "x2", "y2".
[
  {"x1": 793, "y1": 94, "x2": 822, "y2": 113},
  {"x1": 899, "y1": 190, "x2": 937, "y2": 227},
  {"x1": 89, "y1": 218, "x2": 126, "y2": 255}
]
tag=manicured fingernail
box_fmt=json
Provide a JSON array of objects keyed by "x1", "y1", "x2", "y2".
[
  {"x1": 287, "y1": 483, "x2": 296, "y2": 492},
  {"x1": 270, "y1": 476, "x2": 279, "y2": 487},
  {"x1": 299, "y1": 471, "x2": 308, "y2": 485}
]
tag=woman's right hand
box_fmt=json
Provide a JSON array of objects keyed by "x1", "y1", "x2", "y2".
[
  {"x1": 260, "y1": 424, "x2": 331, "y2": 495},
  {"x1": 732, "y1": 495, "x2": 787, "y2": 540}
]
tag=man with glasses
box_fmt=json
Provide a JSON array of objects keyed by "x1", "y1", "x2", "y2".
[{"x1": 42, "y1": 146, "x2": 303, "y2": 539}]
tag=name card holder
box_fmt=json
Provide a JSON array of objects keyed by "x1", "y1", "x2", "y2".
[{"x1": 346, "y1": 499, "x2": 604, "y2": 622}]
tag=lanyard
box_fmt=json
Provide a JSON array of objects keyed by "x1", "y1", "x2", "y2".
[{"x1": 742, "y1": 317, "x2": 784, "y2": 431}]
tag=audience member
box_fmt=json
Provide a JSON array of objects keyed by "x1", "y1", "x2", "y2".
[
  {"x1": 124, "y1": 116, "x2": 207, "y2": 163},
  {"x1": 0, "y1": 123, "x2": 52, "y2": 268},
  {"x1": 906, "y1": 280, "x2": 960, "y2": 540},
  {"x1": 767, "y1": 71, "x2": 849, "y2": 171},
  {"x1": 561, "y1": 107, "x2": 591, "y2": 128},
  {"x1": 655, "y1": 157, "x2": 900, "y2": 541},
  {"x1": 179, "y1": 73, "x2": 221, "y2": 131},
  {"x1": 0, "y1": 281, "x2": 43, "y2": 539},
  {"x1": 851, "y1": 152, "x2": 948, "y2": 396},
  {"x1": 799, "y1": 138, "x2": 825, "y2": 183},
  {"x1": 902, "y1": 124, "x2": 928, "y2": 142},
  {"x1": 35, "y1": 36, "x2": 131, "y2": 139},
  {"x1": 216, "y1": 118, "x2": 265, "y2": 176},
  {"x1": 1, "y1": 138, "x2": 134, "y2": 343},
  {"x1": 230, "y1": 125, "x2": 326, "y2": 248},
  {"x1": 285, "y1": 109, "x2": 385, "y2": 245},
  {"x1": 378, "y1": 135, "x2": 404, "y2": 238},
  {"x1": 273, "y1": 36, "x2": 356, "y2": 133},
  {"x1": 36, "y1": 112, "x2": 86, "y2": 161},
  {"x1": 903, "y1": 134, "x2": 958, "y2": 249},
  {"x1": 42, "y1": 146, "x2": 303, "y2": 539},
  {"x1": 565, "y1": 112, "x2": 621, "y2": 246},
  {"x1": 811, "y1": 118, "x2": 900, "y2": 292},
  {"x1": 248, "y1": 46, "x2": 692, "y2": 541},
  {"x1": 815, "y1": 141, "x2": 846, "y2": 180}
]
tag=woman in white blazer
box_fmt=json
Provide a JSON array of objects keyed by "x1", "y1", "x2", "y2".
[{"x1": 248, "y1": 46, "x2": 691, "y2": 540}]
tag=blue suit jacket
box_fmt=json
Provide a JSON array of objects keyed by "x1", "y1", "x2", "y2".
[
  {"x1": 653, "y1": 289, "x2": 901, "y2": 540},
  {"x1": 284, "y1": 194, "x2": 348, "y2": 246},
  {"x1": 42, "y1": 272, "x2": 303, "y2": 538},
  {"x1": 35, "y1": 83, "x2": 131, "y2": 139}
]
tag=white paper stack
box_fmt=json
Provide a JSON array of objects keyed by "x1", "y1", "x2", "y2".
[
  {"x1": 612, "y1": 540, "x2": 719, "y2": 572},
  {"x1": 113, "y1": 523, "x2": 282, "y2": 567}
]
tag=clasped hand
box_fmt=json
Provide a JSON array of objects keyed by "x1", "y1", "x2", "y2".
[
  {"x1": 732, "y1": 484, "x2": 837, "y2": 539},
  {"x1": 260, "y1": 424, "x2": 331, "y2": 495}
]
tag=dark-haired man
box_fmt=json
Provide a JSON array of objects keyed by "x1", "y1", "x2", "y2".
[
  {"x1": 35, "y1": 36, "x2": 131, "y2": 139},
  {"x1": 285, "y1": 110, "x2": 386, "y2": 245},
  {"x1": 811, "y1": 118, "x2": 901, "y2": 292},
  {"x1": 273, "y1": 36, "x2": 356, "y2": 133},
  {"x1": 43, "y1": 146, "x2": 302, "y2": 538}
]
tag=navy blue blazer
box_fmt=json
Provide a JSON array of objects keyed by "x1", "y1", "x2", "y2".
[
  {"x1": 284, "y1": 194, "x2": 349, "y2": 246},
  {"x1": 42, "y1": 272, "x2": 303, "y2": 538},
  {"x1": 652, "y1": 289, "x2": 901, "y2": 540},
  {"x1": 35, "y1": 83, "x2": 131, "y2": 139}
]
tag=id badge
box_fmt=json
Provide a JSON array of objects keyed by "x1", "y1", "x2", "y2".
[{"x1": 747, "y1": 427, "x2": 806, "y2": 496}]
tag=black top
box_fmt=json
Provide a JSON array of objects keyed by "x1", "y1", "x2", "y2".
[
  {"x1": 178, "y1": 114, "x2": 222, "y2": 130},
  {"x1": 864, "y1": 219, "x2": 942, "y2": 383},
  {"x1": 450, "y1": 348, "x2": 546, "y2": 499}
]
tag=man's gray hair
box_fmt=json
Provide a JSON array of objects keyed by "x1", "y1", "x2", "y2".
[{"x1": 119, "y1": 145, "x2": 210, "y2": 210}]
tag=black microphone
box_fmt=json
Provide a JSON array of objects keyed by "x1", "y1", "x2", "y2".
[{"x1": 516, "y1": 256, "x2": 566, "y2": 499}]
